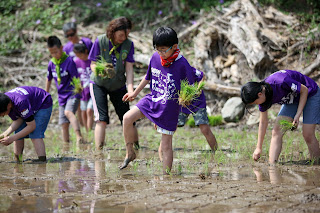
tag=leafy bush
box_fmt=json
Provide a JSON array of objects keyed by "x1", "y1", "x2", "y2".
[{"x1": 186, "y1": 117, "x2": 196, "y2": 127}]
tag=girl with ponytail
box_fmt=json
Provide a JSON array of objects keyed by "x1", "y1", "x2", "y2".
[{"x1": 241, "y1": 70, "x2": 320, "y2": 164}]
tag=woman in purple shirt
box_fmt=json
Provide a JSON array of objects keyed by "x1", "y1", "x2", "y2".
[
  {"x1": 0, "y1": 86, "x2": 52, "y2": 162},
  {"x1": 241, "y1": 70, "x2": 320, "y2": 164}
]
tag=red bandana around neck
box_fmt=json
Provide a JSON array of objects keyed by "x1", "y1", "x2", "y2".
[{"x1": 160, "y1": 48, "x2": 180, "y2": 67}]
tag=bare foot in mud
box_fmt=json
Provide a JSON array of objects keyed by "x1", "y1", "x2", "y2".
[{"x1": 119, "y1": 153, "x2": 136, "y2": 170}]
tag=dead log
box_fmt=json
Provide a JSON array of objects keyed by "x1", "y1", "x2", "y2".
[
  {"x1": 205, "y1": 82, "x2": 240, "y2": 96},
  {"x1": 301, "y1": 51, "x2": 320, "y2": 76}
]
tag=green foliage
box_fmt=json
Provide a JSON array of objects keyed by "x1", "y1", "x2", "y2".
[
  {"x1": 279, "y1": 120, "x2": 296, "y2": 131},
  {"x1": 70, "y1": 77, "x2": 82, "y2": 94},
  {"x1": 94, "y1": 57, "x2": 115, "y2": 79},
  {"x1": 0, "y1": 0, "x2": 72, "y2": 55},
  {"x1": 186, "y1": 117, "x2": 196, "y2": 127},
  {"x1": 178, "y1": 80, "x2": 205, "y2": 107},
  {"x1": 208, "y1": 115, "x2": 223, "y2": 126}
]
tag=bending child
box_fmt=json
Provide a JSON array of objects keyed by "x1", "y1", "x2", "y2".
[
  {"x1": 120, "y1": 26, "x2": 206, "y2": 174},
  {"x1": 74, "y1": 43, "x2": 94, "y2": 132},
  {"x1": 241, "y1": 70, "x2": 320, "y2": 164},
  {"x1": 46, "y1": 36, "x2": 83, "y2": 144},
  {"x1": 0, "y1": 86, "x2": 52, "y2": 162}
]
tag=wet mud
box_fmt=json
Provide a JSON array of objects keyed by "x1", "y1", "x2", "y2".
[{"x1": 0, "y1": 126, "x2": 319, "y2": 212}]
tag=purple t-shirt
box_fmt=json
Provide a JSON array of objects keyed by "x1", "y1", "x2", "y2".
[
  {"x1": 63, "y1": 37, "x2": 93, "y2": 60},
  {"x1": 5, "y1": 86, "x2": 52, "y2": 121},
  {"x1": 47, "y1": 56, "x2": 81, "y2": 106},
  {"x1": 259, "y1": 70, "x2": 319, "y2": 112},
  {"x1": 74, "y1": 58, "x2": 93, "y2": 101},
  {"x1": 88, "y1": 37, "x2": 135, "y2": 66},
  {"x1": 136, "y1": 52, "x2": 204, "y2": 131}
]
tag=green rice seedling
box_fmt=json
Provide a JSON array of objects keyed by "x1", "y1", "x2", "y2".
[
  {"x1": 94, "y1": 57, "x2": 115, "y2": 79},
  {"x1": 208, "y1": 115, "x2": 223, "y2": 126},
  {"x1": 70, "y1": 77, "x2": 83, "y2": 95},
  {"x1": 178, "y1": 80, "x2": 205, "y2": 108},
  {"x1": 279, "y1": 120, "x2": 296, "y2": 131},
  {"x1": 0, "y1": 135, "x2": 4, "y2": 139}
]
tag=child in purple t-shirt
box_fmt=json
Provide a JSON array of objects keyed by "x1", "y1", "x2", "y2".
[
  {"x1": 120, "y1": 27, "x2": 206, "y2": 174},
  {"x1": 62, "y1": 22, "x2": 93, "y2": 60},
  {"x1": 241, "y1": 70, "x2": 320, "y2": 164},
  {"x1": 73, "y1": 43, "x2": 94, "y2": 132},
  {"x1": 45, "y1": 36, "x2": 84, "y2": 144},
  {"x1": 0, "y1": 86, "x2": 52, "y2": 162}
]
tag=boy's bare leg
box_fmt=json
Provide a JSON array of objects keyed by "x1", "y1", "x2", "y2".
[
  {"x1": 14, "y1": 139, "x2": 24, "y2": 162},
  {"x1": 158, "y1": 143, "x2": 163, "y2": 161},
  {"x1": 31, "y1": 138, "x2": 46, "y2": 161},
  {"x1": 81, "y1": 110, "x2": 88, "y2": 132},
  {"x1": 199, "y1": 124, "x2": 218, "y2": 152},
  {"x1": 87, "y1": 109, "x2": 94, "y2": 131},
  {"x1": 65, "y1": 110, "x2": 83, "y2": 143},
  {"x1": 120, "y1": 107, "x2": 144, "y2": 169},
  {"x1": 133, "y1": 126, "x2": 140, "y2": 149},
  {"x1": 77, "y1": 105, "x2": 84, "y2": 127},
  {"x1": 161, "y1": 134, "x2": 173, "y2": 174},
  {"x1": 94, "y1": 121, "x2": 107, "y2": 150},
  {"x1": 302, "y1": 124, "x2": 320, "y2": 161},
  {"x1": 61, "y1": 123, "x2": 70, "y2": 143}
]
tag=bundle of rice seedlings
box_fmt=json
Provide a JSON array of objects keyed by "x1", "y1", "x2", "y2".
[
  {"x1": 0, "y1": 135, "x2": 4, "y2": 139},
  {"x1": 279, "y1": 120, "x2": 296, "y2": 131},
  {"x1": 178, "y1": 80, "x2": 205, "y2": 107},
  {"x1": 94, "y1": 57, "x2": 115, "y2": 79},
  {"x1": 71, "y1": 77, "x2": 83, "y2": 94}
]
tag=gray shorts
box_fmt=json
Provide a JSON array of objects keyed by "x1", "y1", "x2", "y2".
[
  {"x1": 59, "y1": 98, "x2": 80, "y2": 124},
  {"x1": 80, "y1": 98, "x2": 93, "y2": 111},
  {"x1": 178, "y1": 108, "x2": 209, "y2": 127}
]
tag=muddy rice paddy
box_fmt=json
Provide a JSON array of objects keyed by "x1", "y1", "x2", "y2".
[{"x1": 0, "y1": 124, "x2": 319, "y2": 212}]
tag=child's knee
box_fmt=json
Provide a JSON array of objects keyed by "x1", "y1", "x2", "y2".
[{"x1": 199, "y1": 124, "x2": 210, "y2": 135}]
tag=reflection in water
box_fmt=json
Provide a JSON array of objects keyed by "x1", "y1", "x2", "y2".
[{"x1": 253, "y1": 166, "x2": 320, "y2": 186}]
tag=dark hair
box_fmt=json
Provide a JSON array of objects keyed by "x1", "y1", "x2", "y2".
[
  {"x1": 47, "y1": 36, "x2": 62, "y2": 48},
  {"x1": 73, "y1": 43, "x2": 88, "y2": 54},
  {"x1": 153, "y1": 27, "x2": 178, "y2": 48},
  {"x1": 63, "y1": 22, "x2": 77, "y2": 34},
  {"x1": 241, "y1": 81, "x2": 273, "y2": 110},
  {"x1": 0, "y1": 93, "x2": 11, "y2": 113},
  {"x1": 106, "y1": 17, "x2": 132, "y2": 41}
]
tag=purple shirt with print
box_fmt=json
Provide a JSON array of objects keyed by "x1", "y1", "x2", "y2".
[
  {"x1": 259, "y1": 70, "x2": 319, "y2": 112},
  {"x1": 63, "y1": 37, "x2": 93, "y2": 60},
  {"x1": 5, "y1": 86, "x2": 52, "y2": 121},
  {"x1": 136, "y1": 52, "x2": 204, "y2": 131},
  {"x1": 47, "y1": 56, "x2": 81, "y2": 106},
  {"x1": 74, "y1": 58, "x2": 93, "y2": 101},
  {"x1": 88, "y1": 38, "x2": 135, "y2": 66}
]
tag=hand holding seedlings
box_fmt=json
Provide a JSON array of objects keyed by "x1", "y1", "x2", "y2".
[
  {"x1": 94, "y1": 58, "x2": 115, "y2": 79},
  {"x1": 178, "y1": 80, "x2": 205, "y2": 107},
  {"x1": 70, "y1": 77, "x2": 83, "y2": 95},
  {"x1": 279, "y1": 120, "x2": 297, "y2": 131}
]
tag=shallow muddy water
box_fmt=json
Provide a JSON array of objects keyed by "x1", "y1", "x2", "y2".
[{"x1": 0, "y1": 125, "x2": 319, "y2": 212}]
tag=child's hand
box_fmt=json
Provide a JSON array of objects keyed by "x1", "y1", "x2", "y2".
[
  {"x1": 252, "y1": 147, "x2": 261, "y2": 161},
  {"x1": 122, "y1": 92, "x2": 136, "y2": 102},
  {"x1": 0, "y1": 136, "x2": 13, "y2": 146}
]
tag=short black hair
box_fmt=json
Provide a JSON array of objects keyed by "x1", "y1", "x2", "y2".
[
  {"x1": 73, "y1": 43, "x2": 88, "y2": 54},
  {"x1": 63, "y1": 22, "x2": 77, "y2": 34},
  {"x1": 0, "y1": 93, "x2": 11, "y2": 113},
  {"x1": 153, "y1": 27, "x2": 178, "y2": 48},
  {"x1": 47, "y1": 36, "x2": 62, "y2": 48}
]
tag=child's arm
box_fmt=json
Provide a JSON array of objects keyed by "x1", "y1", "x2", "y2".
[
  {"x1": 122, "y1": 75, "x2": 150, "y2": 102},
  {"x1": 90, "y1": 61, "x2": 96, "y2": 74},
  {"x1": 293, "y1": 84, "x2": 308, "y2": 128},
  {"x1": 253, "y1": 110, "x2": 268, "y2": 161},
  {"x1": 45, "y1": 79, "x2": 52, "y2": 93},
  {"x1": 125, "y1": 62, "x2": 134, "y2": 93},
  {"x1": 0, "y1": 118, "x2": 25, "y2": 144},
  {"x1": 1, "y1": 119, "x2": 36, "y2": 146}
]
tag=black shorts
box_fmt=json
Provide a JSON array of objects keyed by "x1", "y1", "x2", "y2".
[{"x1": 90, "y1": 83, "x2": 130, "y2": 124}]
